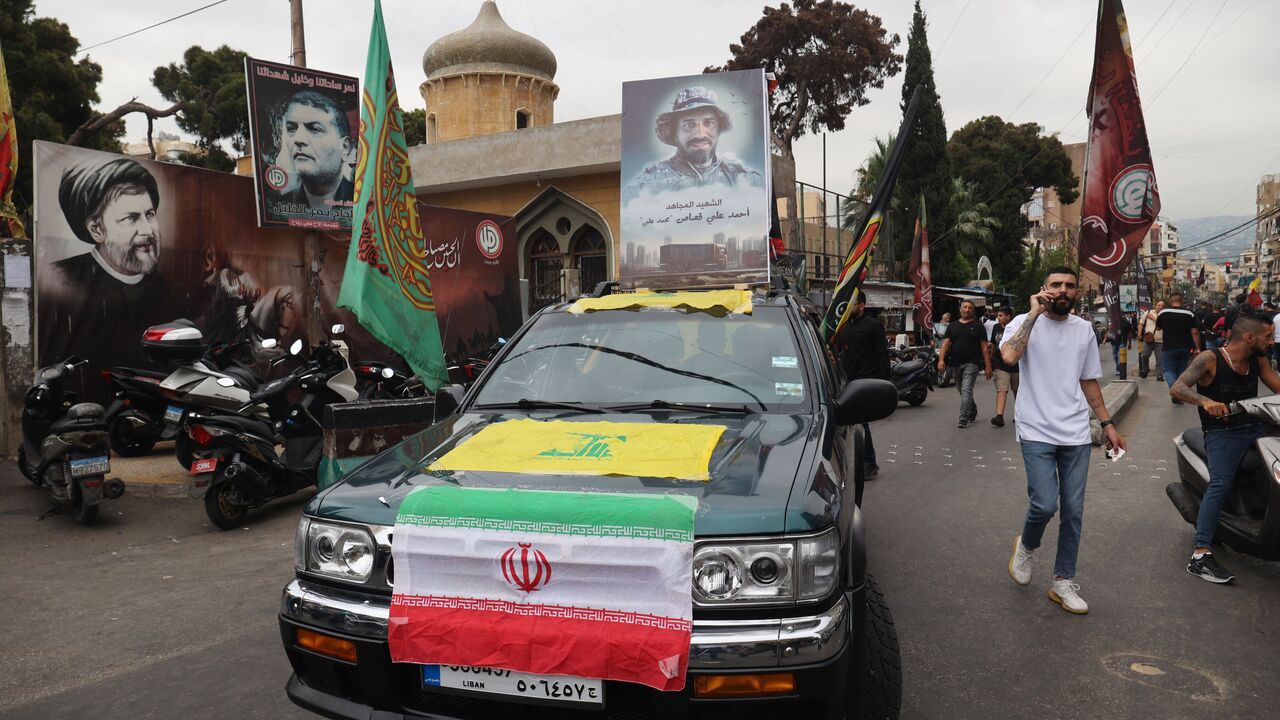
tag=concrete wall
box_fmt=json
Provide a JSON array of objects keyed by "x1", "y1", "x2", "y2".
[{"x1": 0, "y1": 238, "x2": 33, "y2": 454}]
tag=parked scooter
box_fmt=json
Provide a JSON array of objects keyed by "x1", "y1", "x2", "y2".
[
  {"x1": 1169, "y1": 397, "x2": 1280, "y2": 560},
  {"x1": 18, "y1": 356, "x2": 125, "y2": 524},
  {"x1": 185, "y1": 325, "x2": 359, "y2": 529},
  {"x1": 103, "y1": 320, "x2": 272, "y2": 463},
  {"x1": 889, "y1": 345, "x2": 934, "y2": 406},
  {"x1": 353, "y1": 361, "x2": 428, "y2": 400}
]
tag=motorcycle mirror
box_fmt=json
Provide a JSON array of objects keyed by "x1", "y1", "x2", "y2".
[
  {"x1": 290, "y1": 339, "x2": 304, "y2": 356},
  {"x1": 261, "y1": 338, "x2": 278, "y2": 349},
  {"x1": 497, "y1": 337, "x2": 507, "y2": 345},
  {"x1": 331, "y1": 323, "x2": 345, "y2": 335},
  {"x1": 381, "y1": 367, "x2": 395, "y2": 379},
  {"x1": 216, "y1": 377, "x2": 237, "y2": 387}
]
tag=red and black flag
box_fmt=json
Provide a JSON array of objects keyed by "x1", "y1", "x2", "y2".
[
  {"x1": 908, "y1": 194, "x2": 933, "y2": 336},
  {"x1": 768, "y1": 194, "x2": 785, "y2": 261},
  {"x1": 1196, "y1": 264, "x2": 1205, "y2": 287},
  {"x1": 1078, "y1": 0, "x2": 1160, "y2": 281},
  {"x1": 821, "y1": 85, "x2": 922, "y2": 343}
]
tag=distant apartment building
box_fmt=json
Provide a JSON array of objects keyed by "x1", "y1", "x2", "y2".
[
  {"x1": 1257, "y1": 174, "x2": 1280, "y2": 294},
  {"x1": 122, "y1": 132, "x2": 204, "y2": 162}
]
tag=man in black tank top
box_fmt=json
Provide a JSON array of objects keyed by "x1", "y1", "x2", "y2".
[{"x1": 1171, "y1": 313, "x2": 1280, "y2": 583}]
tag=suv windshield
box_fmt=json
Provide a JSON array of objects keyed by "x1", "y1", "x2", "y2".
[{"x1": 472, "y1": 306, "x2": 808, "y2": 411}]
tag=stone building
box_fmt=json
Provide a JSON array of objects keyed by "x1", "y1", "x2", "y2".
[{"x1": 406, "y1": 0, "x2": 790, "y2": 316}]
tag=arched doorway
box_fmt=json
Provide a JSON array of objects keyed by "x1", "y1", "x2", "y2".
[
  {"x1": 571, "y1": 226, "x2": 607, "y2": 296},
  {"x1": 527, "y1": 230, "x2": 564, "y2": 313}
]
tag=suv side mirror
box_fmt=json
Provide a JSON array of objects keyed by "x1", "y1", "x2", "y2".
[
  {"x1": 834, "y1": 379, "x2": 897, "y2": 425},
  {"x1": 434, "y1": 383, "x2": 466, "y2": 420}
]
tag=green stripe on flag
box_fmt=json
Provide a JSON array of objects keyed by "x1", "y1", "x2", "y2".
[{"x1": 396, "y1": 485, "x2": 697, "y2": 542}]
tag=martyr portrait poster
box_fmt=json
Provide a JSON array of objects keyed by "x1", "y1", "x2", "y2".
[
  {"x1": 620, "y1": 69, "x2": 772, "y2": 289},
  {"x1": 245, "y1": 57, "x2": 359, "y2": 231}
]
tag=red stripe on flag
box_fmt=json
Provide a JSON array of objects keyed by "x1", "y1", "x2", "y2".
[{"x1": 388, "y1": 601, "x2": 692, "y2": 691}]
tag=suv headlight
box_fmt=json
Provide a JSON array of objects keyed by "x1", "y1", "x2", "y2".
[
  {"x1": 297, "y1": 517, "x2": 376, "y2": 583},
  {"x1": 692, "y1": 529, "x2": 838, "y2": 605}
]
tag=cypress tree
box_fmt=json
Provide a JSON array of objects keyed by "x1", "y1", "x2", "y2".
[{"x1": 893, "y1": 1, "x2": 956, "y2": 283}]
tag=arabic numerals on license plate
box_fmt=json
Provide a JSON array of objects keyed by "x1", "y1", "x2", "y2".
[{"x1": 516, "y1": 679, "x2": 599, "y2": 701}]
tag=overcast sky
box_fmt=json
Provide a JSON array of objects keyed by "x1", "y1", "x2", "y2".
[{"x1": 31, "y1": 0, "x2": 1280, "y2": 220}]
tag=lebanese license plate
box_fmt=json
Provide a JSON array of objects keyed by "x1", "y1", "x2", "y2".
[
  {"x1": 191, "y1": 457, "x2": 218, "y2": 475},
  {"x1": 421, "y1": 665, "x2": 603, "y2": 706},
  {"x1": 164, "y1": 405, "x2": 183, "y2": 424},
  {"x1": 69, "y1": 456, "x2": 110, "y2": 478}
]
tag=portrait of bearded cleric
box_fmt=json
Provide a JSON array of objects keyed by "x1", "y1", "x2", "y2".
[{"x1": 38, "y1": 156, "x2": 168, "y2": 372}]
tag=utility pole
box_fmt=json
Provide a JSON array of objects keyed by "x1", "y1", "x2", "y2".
[
  {"x1": 290, "y1": 0, "x2": 307, "y2": 68},
  {"x1": 822, "y1": 133, "x2": 828, "y2": 303}
]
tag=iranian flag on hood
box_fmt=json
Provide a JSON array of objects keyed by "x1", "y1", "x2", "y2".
[{"x1": 388, "y1": 485, "x2": 697, "y2": 691}]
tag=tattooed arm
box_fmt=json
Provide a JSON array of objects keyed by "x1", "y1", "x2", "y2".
[{"x1": 1170, "y1": 349, "x2": 1225, "y2": 414}]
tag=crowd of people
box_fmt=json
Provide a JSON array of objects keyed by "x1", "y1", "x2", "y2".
[{"x1": 837, "y1": 272, "x2": 1274, "y2": 615}]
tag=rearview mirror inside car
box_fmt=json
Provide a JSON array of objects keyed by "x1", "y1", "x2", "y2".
[{"x1": 834, "y1": 379, "x2": 898, "y2": 426}]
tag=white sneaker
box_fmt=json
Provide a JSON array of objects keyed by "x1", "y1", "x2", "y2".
[
  {"x1": 1048, "y1": 578, "x2": 1089, "y2": 614},
  {"x1": 1008, "y1": 535, "x2": 1033, "y2": 586}
]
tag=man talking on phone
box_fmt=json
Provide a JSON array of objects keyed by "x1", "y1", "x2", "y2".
[
  {"x1": 1170, "y1": 312, "x2": 1280, "y2": 583},
  {"x1": 1000, "y1": 266, "x2": 1126, "y2": 615}
]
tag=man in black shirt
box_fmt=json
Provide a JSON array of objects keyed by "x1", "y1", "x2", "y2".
[
  {"x1": 1170, "y1": 313, "x2": 1280, "y2": 583},
  {"x1": 834, "y1": 290, "x2": 890, "y2": 477},
  {"x1": 988, "y1": 306, "x2": 1018, "y2": 427},
  {"x1": 937, "y1": 300, "x2": 992, "y2": 428},
  {"x1": 1196, "y1": 301, "x2": 1224, "y2": 350},
  {"x1": 1156, "y1": 292, "x2": 1200, "y2": 390}
]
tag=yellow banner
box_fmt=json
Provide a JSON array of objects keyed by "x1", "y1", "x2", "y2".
[
  {"x1": 428, "y1": 419, "x2": 726, "y2": 481},
  {"x1": 568, "y1": 289, "x2": 752, "y2": 315}
]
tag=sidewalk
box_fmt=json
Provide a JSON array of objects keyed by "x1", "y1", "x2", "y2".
[{"x1": 110, "y1": 443, "x2": 192, "y2": 498}]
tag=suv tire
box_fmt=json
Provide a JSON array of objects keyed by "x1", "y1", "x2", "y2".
[{"x1": 849, "y1": 574, "x2": 901, "y2": 720}]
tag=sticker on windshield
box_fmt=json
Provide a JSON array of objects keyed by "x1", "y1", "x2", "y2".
[
  {"x1": 774, "y1": 382, "x2": 803, "y2": 397},
  {"x1": 772, "y1": 356, "x2": 798, "y2": 369}
]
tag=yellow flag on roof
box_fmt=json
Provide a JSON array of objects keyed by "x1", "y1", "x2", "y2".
[{"x1": 569, "y1": 289, "x2": 752, "y2": 315}]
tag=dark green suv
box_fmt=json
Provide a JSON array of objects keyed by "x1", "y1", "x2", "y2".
[{"x1": 278, "y1": 288, "x2": 902, "y2": 719}]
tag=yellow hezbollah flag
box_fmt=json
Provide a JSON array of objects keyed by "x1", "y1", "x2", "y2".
[
  {"x1": 569, "y1": 289, "x2": 752, "y2": 315},
  {"x1": 0, "y1": 38, "x2": 26, "y2": 238},
  {"x1": 428, "y1": 419, "x2": 726, "y2": 481}
]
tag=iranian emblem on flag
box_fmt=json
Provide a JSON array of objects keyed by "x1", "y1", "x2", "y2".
[{"x1": 389, "y1": 485, "x2": 698, "y2": 691}]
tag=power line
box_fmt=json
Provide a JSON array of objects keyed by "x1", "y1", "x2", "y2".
[
  {"x1": 1136, "y1": 0, "x2": 1193, "y2": 69},
  {"x1": 10, "y1": 0, "x2": 233, "y2": 77},
  {"x1": 933, "y1": 0, "x2": 971, "y2": 61},
  {"x1": 1146, "y1": 0, "x2": 1228, "y2": 105},
  {"x1": 1134, "y1": 0, "x2": 1180, "y2": 53},
  {"x1": 1006, "y1": 20, "x2": 1090, "y2": 121}
]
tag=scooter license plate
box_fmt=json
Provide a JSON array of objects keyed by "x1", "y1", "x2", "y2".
[
  {"x1": 164, "y1": 405, "x2": 183, "y2": 424},
  {"x1": 69, "y1": 456, "x2": 110, "y2": 478},
  {"x1": 191, "y1": 458, "x2": 218, "y2": 474}
]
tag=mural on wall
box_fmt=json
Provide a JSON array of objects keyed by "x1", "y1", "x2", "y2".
[
  {"x1": 33, "y1": 141, "x2": 310, "y2": 402},
  {"x1": 620, "y1": 69, "x2": 772, "y2": 289}
]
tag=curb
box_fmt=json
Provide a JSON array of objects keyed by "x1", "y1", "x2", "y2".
[{"x1": 1090, "y1": 380, "x2": 1140, "y2": 446}]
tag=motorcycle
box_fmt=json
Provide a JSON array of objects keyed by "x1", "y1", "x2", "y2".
[
  {"x1": 889, "y1": 346, "x2": 934, "y2": 407},
  {"x1": 353, "y1": 361, "x2": 428, "y2": 400},
  {"x1": 103, "y1": 320, "x2": 273, "y2": 464},
  {"x1": 447, "y1": 337, "x2": 507, "y2": 388},
  {"x1": 18, "y1": 356, "x2": 125, "y2": 524},
  {"x1": 1169, "y1": 396, "x2": 1280, "y2": 561},
  {"x1": 185, "y1": 325, "x2": 359, "y2": 529}
]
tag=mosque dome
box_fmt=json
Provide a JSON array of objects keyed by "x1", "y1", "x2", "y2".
[{"x1": 423, "y1": 1, "x2": 557, "y2": 82}]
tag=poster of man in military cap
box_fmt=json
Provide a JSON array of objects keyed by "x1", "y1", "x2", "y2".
[
  {"x1": 620, "y1": 69, "x2": 771, "y2": 289},
  {"x1": 245, "y1": 57, "x2": 359, "y2": 230}
]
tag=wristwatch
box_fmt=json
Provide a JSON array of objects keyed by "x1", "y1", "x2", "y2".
[{"x1": 1099, "y1": 419, "x2": 1114, "y2": 428}]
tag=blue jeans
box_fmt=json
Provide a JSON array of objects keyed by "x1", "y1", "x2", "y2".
[
  {"x1": 1195, "y1": 424, "x2": 1267, "y2": 548},
  {"x1": 862, "y1": 423, "x2": 877, "y2": 468},
  {"x1": 1161, "y1": 348, "x2": 1192, "y2": 388},
  {"x1": 1019, "y1": 441, "x2": 1092, "y2": 578},
  {"x1": 956, "y1": 363, "x2": 980, "y2": 421},
  {"x1": 1111, "y1": 341, "x2": 1122, "y2": 371}
]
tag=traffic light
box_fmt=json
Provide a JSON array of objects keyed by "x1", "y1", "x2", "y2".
[{"x1": 1226, "y1": 261, "x2": 1232, "y2": 273}]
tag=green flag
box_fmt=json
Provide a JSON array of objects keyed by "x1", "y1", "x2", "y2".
[{"x1": 338, "y1": 0, "x2": 447, "y2": 389}]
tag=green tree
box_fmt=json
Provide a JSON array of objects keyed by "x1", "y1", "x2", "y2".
[
  {"x1": 1, "y1": 0, "x2": 124, "y2": 217},
  {"x1": 891, "y1": 1, "x2": 954, "y2": 281},
  {"x1": 151, "y1": 45, "x2": 250, "y2": 171},
  {"x1": 402, "y1": 108, "x2": 426, "y2": 147},
  {"x1": 943, "y1": 177, "x2": 1000, "y2": 285},
  {"x1": 707, "y1": 0, "x2": 901, "y2": 234},
  {"x1": 947, "y1": 115, "x2": 1078, "y2": 289}
]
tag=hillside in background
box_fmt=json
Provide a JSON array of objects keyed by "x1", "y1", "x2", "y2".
[{"x1": 1174, "y1": 215, "x2": 1254, "y2": 261}]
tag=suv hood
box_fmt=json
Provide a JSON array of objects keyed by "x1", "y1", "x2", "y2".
[{"x1": 311, "y1": 410, "x2": 826, "y2": 536}]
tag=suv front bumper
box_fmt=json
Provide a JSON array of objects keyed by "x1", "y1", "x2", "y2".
[{"x1": 280, "y1": 578, "x2": 861, "y2": 719}]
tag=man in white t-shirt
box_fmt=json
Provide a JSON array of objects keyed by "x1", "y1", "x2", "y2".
[
  {"x1": 999, "y1": 266, "x2": 1127, "y2": 615},
  {"x1": 1271, "y1": 306, "x2": 1280, "y2": 368}
]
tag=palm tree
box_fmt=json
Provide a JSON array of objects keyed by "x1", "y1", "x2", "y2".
[
  {"x1": 841, "y1": 133, "x2": 895, "y2": 231},
  {"x1": 948, "y1": 177, "x2": 1001, "y2": 261}
]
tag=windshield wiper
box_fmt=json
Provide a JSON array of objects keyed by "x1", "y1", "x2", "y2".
[
  {"x1": 472, "y1": 398, "x2": 607, "y2": 414},
  {"x1": 605, "y1": 400, "x2": 753, "y2": 415}
]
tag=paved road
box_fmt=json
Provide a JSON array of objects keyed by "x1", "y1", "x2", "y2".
[
  {"x1": 864, "y1": 360, "x2": 1280, "y2": 719},
  {"x1": 1, "y1": 357, "x2": 1277, "y2": 719}
]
